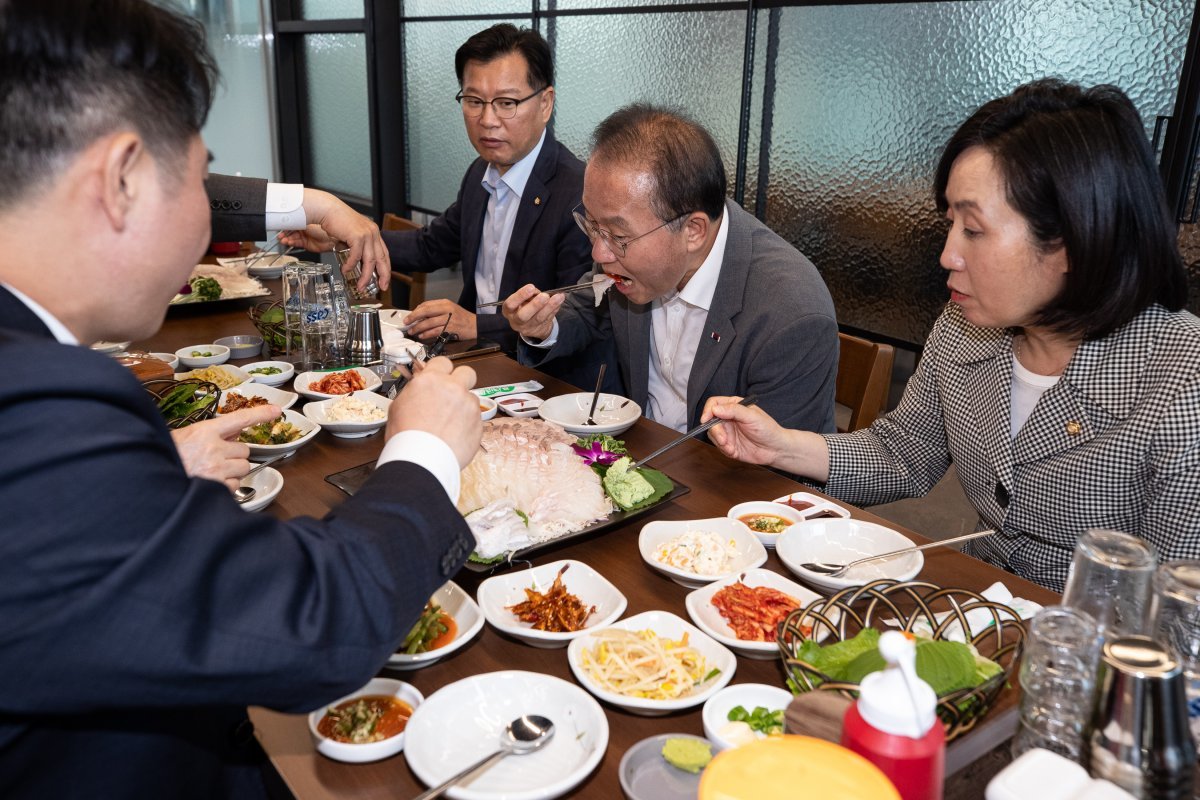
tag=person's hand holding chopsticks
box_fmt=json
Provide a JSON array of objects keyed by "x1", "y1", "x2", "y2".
[{"x1": 701, "y1": 395, "x2": 832, "y2": 482}]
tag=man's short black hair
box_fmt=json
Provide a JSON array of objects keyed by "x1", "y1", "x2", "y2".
[
  {"x1": 590, "y1": 104, "x2": 727, "y2": 227},
  {"x1": 454, "y1": 23, "x2": 553, "y2": 91},
  {"x1": 0, "y1": 0, "x2": 217, "y2": 208},
  {"x1": 934, "y1": 78, "x2": 1187, "y2": 339}
]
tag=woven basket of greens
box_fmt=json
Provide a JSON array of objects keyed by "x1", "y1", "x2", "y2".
[
  {"x1": 144, "y1": 378, "x2": 221, "y2": 429},
  {"x1": 778, "y1": 579, "x2": 1025, "y2": 742}
]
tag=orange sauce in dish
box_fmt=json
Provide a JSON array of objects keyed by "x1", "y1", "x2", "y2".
[
  {"x1": 317, "y1": 695, "x2": 412, "y2": 743},
  {"x1": 428, "y1": 613, "x2": 457, "y2": 650},
  {"x1": 738, "y1": 513, "x2": 793, "y2": 534}
]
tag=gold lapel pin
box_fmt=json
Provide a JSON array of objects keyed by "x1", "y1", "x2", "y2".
[
  {"x1": 1065, "y1": 420, "x2": 1082, "y2": 436},
  {"x1": 534, "y1": 197, "x2": 542, "y2": 205}
]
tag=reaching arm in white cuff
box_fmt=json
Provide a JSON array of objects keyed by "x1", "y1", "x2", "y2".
[
  {"x1": 264, "y1": 182, "x2": 307, "y2": 232},
  {"x1": 521, "y1": 318, "x2": 560, "y2": 349},
  {"x1": 376, "y1": 429, "x2": 461, "y2": 504}
]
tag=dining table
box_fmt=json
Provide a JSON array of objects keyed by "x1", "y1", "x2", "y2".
[{"x1": 133, "y1": 275, "x2": 1060, "y2": 800}]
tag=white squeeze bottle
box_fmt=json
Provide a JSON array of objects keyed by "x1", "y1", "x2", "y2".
[{"x1": 840, "y1": 631, "x2": 946, "y2": 800}]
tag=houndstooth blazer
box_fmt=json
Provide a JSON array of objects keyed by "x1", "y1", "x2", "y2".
[{"x1": 823, "y1": 302, "x2": 1200, "y2": 593}]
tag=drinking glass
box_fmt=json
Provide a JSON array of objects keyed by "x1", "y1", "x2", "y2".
[
  {"x1": 297, "y1": 263, "x2": 343, "y2": 370},
  {"x1": 1012, "y1": 606, "x2": 1103, "y2": 763},
  {"x1": 1061, "y1": 528, "x2": 1156, "y2": 639},
  {"x1": 334, "y1": 245, "x2": 379, "y2": 302},
  {"x1": 280, "y1": 263, "x2": 306, "y2": 361},
  {"x1": 1150, "y1": 560, "x2": 1200, "y2": 744}
]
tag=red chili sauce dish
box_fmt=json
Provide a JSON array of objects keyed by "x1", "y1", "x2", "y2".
[{"x1": 317, "y1": 695, "x2": 413, "y2": 744}]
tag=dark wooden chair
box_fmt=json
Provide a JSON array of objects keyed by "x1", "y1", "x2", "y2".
[
  {"x1": 381, "y1": 212, "x2": 427, "y2": 308},
  {"x1": 836, "y1": 332, "x2": 895, "y2": 432}
]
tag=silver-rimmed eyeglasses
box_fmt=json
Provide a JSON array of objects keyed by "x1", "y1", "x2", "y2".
[
  {"x1": 456, "y1": 86, "x2": 547, "y2": 119},
  {"x1": 572, "y1": 203, "x2": 685, "y2": 257}
]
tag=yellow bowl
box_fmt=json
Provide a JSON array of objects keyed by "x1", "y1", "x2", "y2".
[{"x1": 699, "y1": 735, "x2": 899, "y2": 800}]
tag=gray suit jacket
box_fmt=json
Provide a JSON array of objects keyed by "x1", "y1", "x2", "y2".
[
  {"x1": 205, "y1": 174, "x2": 268, "y2": 241},
  {"x1": 522, "y1": 200, "x2": 839, "y2": 432},
  {"x1": 824, "y1": 302, "x2": 1200, "y2": 592}
]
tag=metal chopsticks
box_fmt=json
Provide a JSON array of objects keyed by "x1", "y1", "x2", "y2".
[
  {"x1": 475, "y1": 279, "x2": 600, "y2": 310},
  {"x1": 630, "y1": 395, "x2": 758, "y2": 469}
]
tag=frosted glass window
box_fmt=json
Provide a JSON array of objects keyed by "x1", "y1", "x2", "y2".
[
  {"x1": 763, "y1": 0, "x2": 1190, "y2": 345},
  {"x1": 404, "y1": 19, "x2": 527, "y2": 212},
  {"x1": 297, "y1": 0, "x2": 362, "y2": 20},
  {"x1": 553, "y1": 0, "x2": 733, "y2": 7},
  {"x1": 303, "y1": 34, "x2": 372, "y2": 199},
  {"x1": 405, "y1": 1, "x2": 529, "y2": 15}
]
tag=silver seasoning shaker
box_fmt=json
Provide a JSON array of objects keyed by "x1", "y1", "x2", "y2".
[
  {"x1": 1090, "y1": 636, "x2": 1195, "y2": 799},
  {"x1": 344, "y1": 306, "x2": 383, "y2": 365}
]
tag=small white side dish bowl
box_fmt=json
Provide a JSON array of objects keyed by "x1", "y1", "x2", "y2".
[
  {"x1": 479, "y1": 395, "x2": 498, "y2": 420},
  {"x1": 242, "y1": 408, "x2": 320, "y2": 461},
  {"x1": 388, "y1": 581, "x2": 484, "y2": 669},
  {"x1": 495, "y1": 392, "x2": 543, "y2": 418},
  {"x1": 91, "y1": 340, "x2": 132, "y2": 354},
  {"x1": 293, "y1": 367, "x2": 383, "y2": 401},
  {"x1": 771, "y1": 491, "x2": 852, "y2": 521},
  {"x1": 476, "y1": 560, "x2": 627, "y2": 649},
  {"x1": 726, "y1": 501, "x2": 807, "y2": 549},
  {"x1": 537, "y1": 392, "x2": 641, "y2": 435},
  {"x1": 149, "y1": 352, "x2": 180, "y2": 370},
  {"x1": 216, "y1": 383, "x2": 298, "y2": 413},
  {"x1": 619, "y1": 733, "x2": 711, "y2": 800},
  {"x1": 775, "y1": 518, "x2": 923, "y2": 592},
  {"x1": 405, "y1": 670, "x2": 607, "y2": 800},
  {"x1": 702, "y1": 683, "x2": 794, "y2": 753},
  {"x1": 638, "y1": 517, "x2": 767, "y2": 589},
  {"x1": 242, "y1": 360, "x2": 295, "y2": 387},
  {"x1": 307, "y1": 677, "x2": 423, "y2": 764},
  {"x1": 237, "y1": 466, "x2": 283, "y2": 513},
  {"x1": 175, "y1": 344, "x2": 230, "y2": 369},
  {"x1": 567, "y1": 610, "x2": 736, "y2": 715},
  {"x1": 684, "y1": 568, "x2": 823, "y2": 659},
  {"x1": 174, "y1": 364, "x2": 251, "y2": 389},
  {"x1": 214, "y1": 334, "x2": 264, "y2": 359},
  {"x1": 301, "y1": 390, "x2": 390, "y2": 438}
]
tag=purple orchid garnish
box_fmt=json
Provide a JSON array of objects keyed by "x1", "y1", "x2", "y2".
[{"x1": 572, "y1": 439, "x2": 623, "y2": 466}]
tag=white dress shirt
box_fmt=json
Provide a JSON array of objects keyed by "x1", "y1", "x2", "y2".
[
  {"x1": 263, "y1": 182, "x2": 306, "y2": 232},
  {"x1": 1, "y1": 280, "x2": 460, "y2": 502},
  {"x1": 475, "y1": 130, "x2": 546, "y2": 312},
  {"x1": 646, "y1": 210, "x2": 728, "y2": 431},
  {"x1": 1009, "y1": 354, "x2": 1059, "y2": 439}
]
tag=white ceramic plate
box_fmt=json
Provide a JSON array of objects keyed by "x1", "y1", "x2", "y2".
[
  {"x1": 702, "y1": 683, "x2": 794, "y2": 753},
  {"x1": 684, "y1": 568, "x2": 824, "y2": 659},
  {"x1": 771, "y1": 491, "x2": 852, "y2": 521},
  {"x1": 567, "y1": 610, "x2": 736, "y2": 715},
  {"x1": 217, "y1": 383, "x2": 298, "y2": 413},
  {"x1": 538, "y1": 392, "x2": 641, "y2": 435},
  {"x1": 301, "y1": 390, "x2": 390, "y2": 438},
  {"x1": 242, "y1": 361, "x2": 295, "y2": 387},
  {"x1": 495, "y1": 392, "x2": 543, "y2": 418},
  {"x1": 775, "y1": 518, "x2": 923, "y2": 592},
  {"x1": 726, "y1": 501, "x2": 807, "y2": 549},
  {"x1": 476, "y1": 560, "x2": 627, "y2": 649},
  {"x1": 149, "y1": 352, "x2": 179, "y2": 370},
  {"x1": 175, "y1": 344, "x2": 230, "y2": 369},
  {"x1": 638, "y1": 517, "x2": 767, "y2": 589},
  {"x1": 307, "y1": 678, "x2": 423, "y2": 764},
  {"x1": 388, "y1": 581, "x2": 484, "y2": 669},
  {"x1": 293, "y1": 367, "x2": 383, "y2": 401},
  {"x1": 618, "y1": 733, "x2": 710, "y2": 800},
  {"x1": 175, "y1": 364, "x2": 252, "y2": 389},
  {"x1": 405, "y1": 671, "x2": 607, "y2": 800},
  {"x1": 237, "y1": 466, "x2": 283, "y2": 513},
  {"x1": 242, "y1": 254, "x2": 298, "y2": 279},
  {"x1": 479, "y1": 395, "x2": 498, "y2": 420},
  {"x1": 91, "y1": 340, "x2": 132, "y2": 354},
  {"x1": 241, "y1": 408, "x2": 320, "y2": 461}
]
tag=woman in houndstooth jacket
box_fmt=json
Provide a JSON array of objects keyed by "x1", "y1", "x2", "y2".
[{"x1": 703, "y1": 79, "x2": 1200, "y2": 592}]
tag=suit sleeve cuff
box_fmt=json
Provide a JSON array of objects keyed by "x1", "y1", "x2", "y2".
[
  {"x1": 265, "y1": 182, "x2": 307, "y2": 231},
  {"x1": 377, "y1": 430, "x2": 461, "y2": 504},
  {"x1": 522, "y1": 318, "x2": 559, "y2": 349}
]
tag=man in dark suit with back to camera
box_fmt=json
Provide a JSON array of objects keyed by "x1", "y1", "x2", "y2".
[
  {"x1": 0, "y1": 1, "x2": 482, "y2": 797},
  {"x1": 504, "y1": 105, "x2": 839, "y2": 434}
]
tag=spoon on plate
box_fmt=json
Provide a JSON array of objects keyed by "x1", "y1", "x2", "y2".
[
  {"x1": 412, "y1": 715, "x2": 555, "y2": 800},
  {"x1": 233, "y1": 452, "x2": 293, "y2": 504},
  {"x1": 801, "y1": 529, "x2": 997, "y2": 578}
]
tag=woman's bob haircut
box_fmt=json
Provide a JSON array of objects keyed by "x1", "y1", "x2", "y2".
[{"x1": 934, "y1": 78, "x2": 1187, "y2": 339}]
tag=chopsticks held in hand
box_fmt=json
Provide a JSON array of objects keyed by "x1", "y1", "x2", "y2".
[
  {"x1": 631, "y1": 395, "x2": 757, "y2": 469},
  {"x1": 475, "y1": 279, "x2": 598, "y2": 310}
]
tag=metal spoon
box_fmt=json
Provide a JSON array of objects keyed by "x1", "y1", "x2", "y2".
[
  {"x1": 801, "y1": 529, "x2": 998, "y2": 578},
  {"x1": 412, "y1": 715, "x2": 555, "y2": 800},
  {"x1": 233, "y1": 452, "x2": 293, "y2": 503}
]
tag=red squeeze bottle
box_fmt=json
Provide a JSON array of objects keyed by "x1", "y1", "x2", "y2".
[{"x1": 840, "y1": 631, "x2": 945, "y2": 800}]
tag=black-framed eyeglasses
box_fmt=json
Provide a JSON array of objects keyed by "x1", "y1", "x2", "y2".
[
  {"x1": 455, "y1": 86, "x2": 547, "y2": 119},
  {"x1": 572, "y1": 203, "x2": 686, "y2": 257}
]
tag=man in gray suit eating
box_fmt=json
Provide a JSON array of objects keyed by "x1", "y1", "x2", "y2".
[{"x1": 503, "y1": 104, "x2": 838, "y2": 433}]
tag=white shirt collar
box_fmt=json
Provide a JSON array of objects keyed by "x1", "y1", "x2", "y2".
[
  {"x1": 1, "y1": 281, "x2": 79, "y2": 345},
  {"x1": 481, "y1": 129, "x2": 546, "y2": 200},
  {"x1": 670, "y1": 205, "x2": 728, "y2": 311}
]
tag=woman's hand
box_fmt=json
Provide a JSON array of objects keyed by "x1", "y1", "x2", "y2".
[{"x1": 701, "y1": 396, "x2": 791, "y2": 466}]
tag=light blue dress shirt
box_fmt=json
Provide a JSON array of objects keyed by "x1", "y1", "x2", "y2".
[{"x1": 475, "y1": 130, "x2": 547, "y2": 313}]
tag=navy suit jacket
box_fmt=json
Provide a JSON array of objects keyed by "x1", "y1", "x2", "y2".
[
  {"x1": 0, "y1": 287, "x2": 474, "y2": 797},
  {"x1": 206, "y1": 174, "x2": 269, "y2": 241}
]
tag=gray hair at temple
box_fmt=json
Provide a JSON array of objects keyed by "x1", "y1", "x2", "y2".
[
  {"x1": 0, "y1": 0, "x2": 217, "y2": 209},
  {"x1": 590, "y1": 104, "x2": 728, "y2": 227}
]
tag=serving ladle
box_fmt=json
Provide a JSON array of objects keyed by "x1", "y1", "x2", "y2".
[
  {"x1": 412, "y1": 715, "x2": 555, "y2": 800},
  {"x1": 233, "y1": 452, "x2": 293, "y2": 504},
  {"x1": 801, "y1": 529, "x2": 998, "y2": 579}
]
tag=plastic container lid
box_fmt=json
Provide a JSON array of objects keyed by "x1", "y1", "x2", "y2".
[{"x1": 858, "y1": 631, "x2": 938, "y2": 739}]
